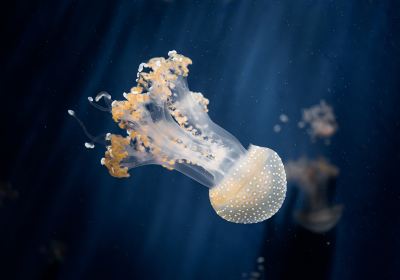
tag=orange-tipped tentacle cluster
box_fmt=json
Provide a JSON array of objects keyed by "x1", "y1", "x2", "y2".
[
  {"x1": 191, "y1": 92, "x2": 209, "y2": 113},
  {"x1": 101, "y1": 135, "x2": 131, "y2": 178},
  {"x1": 111, "y1": 86, "x2": 148, "y2": 125},
  {"x1": 102, "y1": 52, "x2": 194, "y2": 177},
  {"x1": 136, "y1": 51, "x2": 192, "y2": 101}
]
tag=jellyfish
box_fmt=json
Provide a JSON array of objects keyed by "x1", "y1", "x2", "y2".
[
  {"x1": 298, "y1": 100, "x2": 338, "y2": 142},
  {"x1": 285, "y1": 157, "x2": 343, "y2": 233},
  {"x1": 69, "y1": 51, "x2": 286, "y2": 224}
]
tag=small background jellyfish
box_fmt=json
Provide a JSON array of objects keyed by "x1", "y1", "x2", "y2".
[
  {"x1": 285, "y1": 157, "x2": 343, "y2": 233},
  {"x1": 260, "y1": 100, "x2": 342, "y2": 278},
  {"x1": 298, "y1": 100, "x2": 338, "y2": 143},
  {"x1": 69, "y1": 51, "x2": 287, "y2": 224}
]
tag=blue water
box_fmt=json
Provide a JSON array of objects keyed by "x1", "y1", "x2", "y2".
[{"x1": 1, "y1": 0, "x2": 399, "y2": 279}]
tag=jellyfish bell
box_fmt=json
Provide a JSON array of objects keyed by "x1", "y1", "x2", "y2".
[
  {"x1": 209, "y1": 146, "x2": 286, "y2": 223},
  {"x1": 295, "y1": 205, "x2": 343, "y2": 233},
  {"x1": 70, "y1": 51, "x2": 286, "y2": 224}
]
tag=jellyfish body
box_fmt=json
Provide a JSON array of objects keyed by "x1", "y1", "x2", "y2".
[
  {"x1": 286, "y1": 157, "x2": 343, "y2": 232},
  {"x1": 300, "y1": 100, "x2": 338, "y2": 140},
  {"x1": 80, "y1": 51, "x2": 286, "y2": 223}
]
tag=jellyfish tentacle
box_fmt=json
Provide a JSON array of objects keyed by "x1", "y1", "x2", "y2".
[{"x1": 67, "y1": 110, "x2": 107, "y2": 146}]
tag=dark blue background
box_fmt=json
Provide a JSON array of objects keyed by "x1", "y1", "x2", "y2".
[{"x1": 1, "y1": 0, "x2": 399, "y2": 279}]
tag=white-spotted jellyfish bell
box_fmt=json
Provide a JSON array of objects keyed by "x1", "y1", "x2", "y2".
[{"x1": 69, "y1": 51, "x2": 287, "y2": 224}]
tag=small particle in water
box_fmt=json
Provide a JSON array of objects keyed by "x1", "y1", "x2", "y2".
[
  {"x1": 279, "y1": 114, "x2": 289, "y2": 123},
  {"x1": 242, "y1": 256, "x2": 266, "y2": 279},
  {"x1": 273, "y1": 124, "x2": 281, "y2": 133}
]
